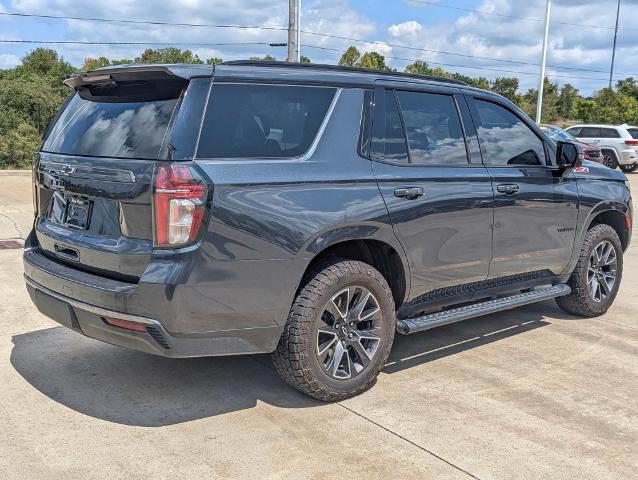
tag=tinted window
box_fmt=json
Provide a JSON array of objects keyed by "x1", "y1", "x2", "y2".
[
  {"x1": 395, "y1": 91, "x2": 467, "y2": 165},
  {"x1": 43, "y1": 93, "x2": 177, "y2": 159},
  {"x1": 600, "y1": 128, "x2": 621, "y2": 138},
  {"x1": 566, "y1": 127, "x2": 582, "y2": 137},
  {"x1": 627, "y1": 128, "x2": 638, "y2": 139},
  {"x1": 579, "y1": 127, "x2": 602, "y2": 138},
  {"x1": 375, "y1": 90, "x2": 409, "y2": 163},
  {"x1": 474, "y1": 100, "x2": 545, "y2": 166},
  {"x1": 196, "y1": 84, "x2": 336, "y2": 159}
]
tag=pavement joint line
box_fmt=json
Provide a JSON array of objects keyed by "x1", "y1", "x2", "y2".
[
  {"x1": 335, "y1": 402, "x2": 482, "y2": 480},
  {"x1": 599, "y1": 319, "x2": 638, "y2": 331},
  {"x1": 248, "y1": 354, "x2": 481, "y2": 479}
]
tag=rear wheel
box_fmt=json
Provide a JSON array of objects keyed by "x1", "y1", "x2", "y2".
[
  {"x1": 272, "y1": 259, "x2": 396, "y2": 401},
  {"x1": 556, "y1": 224, "x2": 623, "y2": 317},
  {"x1": 620, "y1": 163, "x2": 638, "y2": 173},
  {"x1": 601, "y1": 150, "x2": 619, "y2": 170}
]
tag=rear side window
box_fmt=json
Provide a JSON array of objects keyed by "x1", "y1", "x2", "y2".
[
  {"x1": 567, "y1": 127, "x2": 582, "y2": 137},
  {"x1": 370, "y1": 89, "x2": 409, "y2": 164},
  {"x1": 395, "y1": 90, "x2": 468, "y2": 165},
  {"x1": 196, "y1": 84, "x2": 336, "y2": 159},
  {"x1": 473, "y1": 99, "x2": 545, "y2": 166},
  {"x1": 600, "y1": 128, "x2": 621, "y2": 138},
  {"x1": 626, "y1": 128, "x2": 638, "y2": 139},
  {"x1": 43, "y1": 93, "x2": 178, "y2": 159}
]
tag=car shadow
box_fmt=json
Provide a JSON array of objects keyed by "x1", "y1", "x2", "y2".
[{"x1": 11, "y1": 301, "x2": 579, "y2": 427}]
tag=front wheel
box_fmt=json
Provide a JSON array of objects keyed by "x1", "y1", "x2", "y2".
[
  {"x1": 556, "y1": 224, "x2": 623, "y2": 317},
  {"x1": 272, "y1": 259, "x2": 396, "y2": 401}
]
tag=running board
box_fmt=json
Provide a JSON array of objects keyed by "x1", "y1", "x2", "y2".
[{"x1": 396, "y1": 284, "x2": 571, "y2": 335}]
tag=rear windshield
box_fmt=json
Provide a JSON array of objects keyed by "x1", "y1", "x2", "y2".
[
  {"x1": 42, "y1": 93, "x2": 178, "y2": 159},
  {"x1": 196, "y1": 84, "x2": 336, "y2": 159},
  {"x1": 627, "y1": 128, "x2": 638, "y2": 139}
]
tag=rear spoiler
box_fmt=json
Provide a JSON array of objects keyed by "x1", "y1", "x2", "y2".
[{"x1": 63, "y1": 64, "x2": 214, "y2": 90}]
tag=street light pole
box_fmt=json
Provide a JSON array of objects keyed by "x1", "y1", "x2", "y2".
[
  {"x1": 609, "y1": 0, "x2": 621, "y2": 89},
  {"x1": 536, "y1": 0, "x2": 552, "y2": 124}
]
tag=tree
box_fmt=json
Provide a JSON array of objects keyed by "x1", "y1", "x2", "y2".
[
  {"x1": 0, "y1": 121, "x2": 41, "y2": 169},
  {"x1": 491, "y1": 77, "x2": 520, "y2": 104},
  {"x1": 249, "y1": 54, "x2": 277, "y2": 61},
  {"x1": 300, "y1": 55, "x2": 311, "y2": 64},
  {"x1": 576, "y1": 99, "x2": 597, "y2": 123},
  {"x1": 135, "y1": 48, "x2": 204, "y2": 64},
  {"x1": 338, "y1": 46, "x2": 360, "y2": 67},
  {"x1": 405, "y1": 60, "x2": 433, "y2": 75},
  {"x1": 616, "y1": 77, "x2": 638, "y2": 101},
  {"x1": 558, "y1": 83, "x2": 579, "y2": 119},
  {"x1": 82, "y1": 56, "x2": 132, "y2": 71},
  {"x1": 357, "y1": 52, "x2": 390, "y2": 70},
  {"x1": 205, "y1": 57, "x2": 223, "y2": 65},
  {"x1": 593, "y1": 88, "x2": 638, "y2": 124}
]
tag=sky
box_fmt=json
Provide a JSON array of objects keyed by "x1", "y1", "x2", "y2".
[{"x1": 1, "y1": 0, "x2": 637, "y2": 95}]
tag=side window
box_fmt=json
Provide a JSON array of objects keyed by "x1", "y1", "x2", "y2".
[
  {"x1": 473, "y1": 99, "x2": 546, "y2": 166},
  {"x1": 395, "y1": 91, "x2": 468, "y2": 165},
  {"x1": 371, "y1": 89, "x2": 409, "y2": 164},
  {"x1": 600, "y1": 128, "x2": 621, "y2": 138},
  {"x1": 580, "y1": 127, "x2": 601, "y2": 138},
  {"x1": 567, "y1": 127, "x2": 582, "y2": 137},
  {"x1": 196, "y1": 84, "x2": 336, "y2": 159}
]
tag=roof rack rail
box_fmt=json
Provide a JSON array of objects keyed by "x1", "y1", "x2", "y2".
[{"x1": 221, "y1": 60, "x2": 469, "y2": 86}]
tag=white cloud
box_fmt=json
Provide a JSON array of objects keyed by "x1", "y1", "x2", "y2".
[
  {"x1": 388, "y1": 21, "x2": 422, "y2": 38},
  {"x1": 0, "y1": 53, "x2": 19, "y2": 68}
]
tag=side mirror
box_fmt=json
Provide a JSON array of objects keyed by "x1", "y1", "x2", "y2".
[{"x1": 556, "y1": 141, "x2": 583, "y2": 172}]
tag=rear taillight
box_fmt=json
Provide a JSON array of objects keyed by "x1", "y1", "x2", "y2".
[
  {"x1": 153, "y1": 163, "x2": 208, "y2": 247},
  {"x1": 625, "y1": 139, "x2": 638, "y2": 146}
]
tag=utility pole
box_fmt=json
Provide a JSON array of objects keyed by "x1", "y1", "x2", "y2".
[
  {"x1": 287, "y1": 0, "x2": 301, "y2": 62},
  {"x1": 609, "y1": 0, "x2": 621, "y2": 89},
  {"x1": 536, "y1": 0, "x2": 551, "y2": 124}
]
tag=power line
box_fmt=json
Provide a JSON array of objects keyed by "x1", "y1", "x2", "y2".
[
  {"x1": 408, "y1": 0, "x2": 638, "y2": 32},
  {"x1": 2, "y1": 9, "x2": 636, "y2": 77},
  {"x1": 302, "y1": 44, "x2": 612, "y2": 82},
  {"x1": 0, "y1": 40, "x2": 280, "y2": 47},
  {"x1": 0, "y1": 11, "x2": 287, "y2": 31},
  {"x1": 300, "y1": 29, "x2": 638, "y2": 77}
]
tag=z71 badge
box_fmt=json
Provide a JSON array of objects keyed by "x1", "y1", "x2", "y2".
[{"x1": 574, "y1": 166, "x2": 589, "y2": 174}]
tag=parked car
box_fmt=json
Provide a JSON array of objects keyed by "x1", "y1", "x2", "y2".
[
  {"x1": 540, "y1": 124, "x2": 611, "y2": 167},
  {"x1": 565, "y1": 124, "x2": 638, "y2": 172},
  {"x1": 24, "y1": 62, "x2": 632, "y2": 401}
]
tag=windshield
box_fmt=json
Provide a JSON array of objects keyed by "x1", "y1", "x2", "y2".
[
  {"x1": 541, "y1": 126, "x2": 575, "y2": 142},
  {"x1": 42, "y1": 92, "x2": 178, "y2": 159}
]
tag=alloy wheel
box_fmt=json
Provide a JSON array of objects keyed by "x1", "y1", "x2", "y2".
[
  {"x1": 316, "y1": 286, "x2": 383, "y2": 380},
  {"x1": 587, "y1": 240, "x2": 617, "y2": 303}
]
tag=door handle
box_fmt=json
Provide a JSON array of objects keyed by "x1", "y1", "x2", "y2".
[
  {"x1": 496, "y1": 183, "x2": 520, "y2": 194},
  {"x1": 394, "y1": 187, "x2": 424, "y2": 199}
]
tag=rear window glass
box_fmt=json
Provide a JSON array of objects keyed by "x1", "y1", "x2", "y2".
[
  {"x1": 43, "y1": 93, "x2": 178, "y2": 159},
  {"x1": 196, "y1": 84, "x2": 336, "y2": 159},
  {"x1": 627, "y1": 128, "x2": 638, "y2": 139}
]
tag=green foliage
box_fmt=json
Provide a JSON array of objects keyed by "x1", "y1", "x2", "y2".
[
  {"x1": 300, "y1": 55, "x2": 311, "y2": 64},
  {"x1": 576, "y1": 99, "x2": 598, "y2": 123},
  {"x1": 558, "y1": 83, "x2": 579, "y2": 119},
  {"x1": 206, "y1": 57, "x2": 224, "y2": 65},
  {"x1": 135, "y1": 48, "x2": 204, "y2": 64},
  {"x1": 338, "y1": 46, "x2": 360, "y2": 67},
  {"x1": 249, "y1": 54, "x2": 277, "y2": 61},
  {"x1": 0, "y1": 121, "x2": 41, "y2": 169},
  {"x1": 491, "y1": 77, "x2": 520, "y2": 104}
]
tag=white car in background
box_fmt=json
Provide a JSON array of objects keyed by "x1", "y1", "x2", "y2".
[{"x1": 565, "y1": 124, "x2": 638, "y2": 173}]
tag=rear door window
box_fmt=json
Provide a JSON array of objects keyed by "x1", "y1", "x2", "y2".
[
  {"x1": 600, "y1": 128, "x2": 621, "y2": 138},
  {"x1": 43, "y1": 93, "x2": 178, "y2": 159},
  {"x1": 395, "y1": 90, "x2": 468, "y2": 165},
  {"x1": 196, "y1": 84, "x2": 336, "y2": 159},
  {"x1": 579, "y1": 127, "x2": 602, "y2": 137}
]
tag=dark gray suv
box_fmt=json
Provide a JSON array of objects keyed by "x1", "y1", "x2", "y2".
[{"x1": 24, "y1": 61, "x2": 632, "y2": 400}]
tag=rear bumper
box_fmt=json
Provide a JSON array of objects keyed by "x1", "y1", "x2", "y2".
[
  {"x1": 618, "y1": 149, "x2": 638, "y2": 165},
  {"x1": 25, "y1": 274, "x2": 282, "y2": 358}
]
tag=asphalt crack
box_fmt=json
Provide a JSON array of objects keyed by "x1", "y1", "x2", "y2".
[{"x1": 0, "y1": 211, "x2": 24, "y2": 239}]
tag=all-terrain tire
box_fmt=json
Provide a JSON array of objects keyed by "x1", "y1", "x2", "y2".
[
  {"x1": 272, "y1": 258, "x2": 396, "y2": 401},
  {"x1": 556, "y1": 224, "x2": 623, "y2": 317}
]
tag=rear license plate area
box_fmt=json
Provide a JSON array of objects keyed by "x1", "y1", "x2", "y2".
[{"x1": 64, "y1": 196, "x2": 92, "y2": 230}]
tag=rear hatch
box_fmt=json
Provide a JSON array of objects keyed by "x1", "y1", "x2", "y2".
[{"x1": 33, "y1": 66, "x2": 211, "y2": 280}]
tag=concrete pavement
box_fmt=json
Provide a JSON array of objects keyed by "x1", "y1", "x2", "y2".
[{"x1": 0, "y1": 173, "x2": 636, "y2": 479}]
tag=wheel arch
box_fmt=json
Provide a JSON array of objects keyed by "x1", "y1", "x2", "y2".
[
  {"x1": 584, "y1": 204, "x2": 631, "y2": 251},
  {"x1": 300, "y1": 236, "x2": 410, "y2": 308}
]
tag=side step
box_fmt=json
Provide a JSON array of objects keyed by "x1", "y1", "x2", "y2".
[{"x1": 396, "y1": 284, "x2": 571, "y2": 335}]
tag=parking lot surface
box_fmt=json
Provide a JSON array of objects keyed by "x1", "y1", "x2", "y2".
[{"x1": 1, "y1": 172, "x2": 636, "y2": 479}]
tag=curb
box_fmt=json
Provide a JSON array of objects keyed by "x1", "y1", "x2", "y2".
[{"x1": 0, "y1": 170, "x2": 31, "y2": 177}]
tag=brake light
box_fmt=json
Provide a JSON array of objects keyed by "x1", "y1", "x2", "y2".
[
  {"x1": 153, "y1": 163, "x2": 207, "y2": 247},
  {"x1": 625, "y1": 139, "x2": 638, "y2": 146}
]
